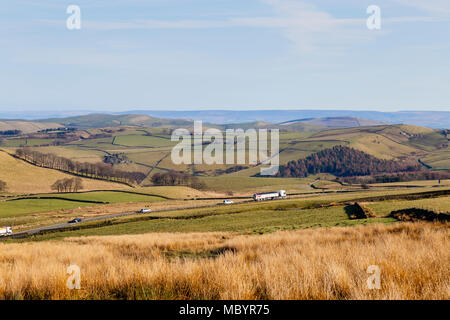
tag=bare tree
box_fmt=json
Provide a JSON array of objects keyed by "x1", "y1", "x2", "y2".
[
  {"x1": 51, "y1": 177, "x2": 84, "y2": 193},
  {"x1": 0, "y1": 180, "x2": 7, "y2": 192},
  {"x1": 73, "y1": 177, "x2": 84, "y2": 192}
]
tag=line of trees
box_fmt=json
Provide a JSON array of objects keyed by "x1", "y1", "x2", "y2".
[
  {"x1": 51, "y1": 177, "x2": 84, "y2": 193},
  {"x1": 15, "y1": 148, "x2": 146, "y2": 185},
  {"x1": 151, "y1": 170, "x2": 206, "y2": 190},
  {"x1": 38, "y1": 128, "x2": 76, "y2": 133},
  {"x1": 0, "y1": 130, "x2": 21, "y2": 136},
  {"x1": 276, "y1": 145, "x2": 422, "y2": 178}
]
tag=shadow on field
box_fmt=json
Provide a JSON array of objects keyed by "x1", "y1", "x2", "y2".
[{"x1": 344, "y1": 203, "x2": 367, "y2": 219}]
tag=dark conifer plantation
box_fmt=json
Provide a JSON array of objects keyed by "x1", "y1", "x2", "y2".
[{"x1": 276, "y1": 145, "x2": 421, "y2": 178}]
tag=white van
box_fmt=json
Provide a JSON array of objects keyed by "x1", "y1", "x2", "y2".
[{"x1": 0, "y1": 227, "x2": 12, "y2": 236}]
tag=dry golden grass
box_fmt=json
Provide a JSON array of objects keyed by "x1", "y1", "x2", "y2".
[
  {"x1": 0, "y1": 150, "x2": 127, "y2": 193},
  {"x1": 0, "y1": 222, "x2": 448, "y2": 300}
]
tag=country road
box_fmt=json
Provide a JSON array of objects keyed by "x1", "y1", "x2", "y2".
[
  {"x1": 4, "y1": 199, "x2": 252, "y2": 239},
  {"x1": 3, "y1": 185, "x2": 444, "y2": 240},
  {"x1": 3, "y1": 190, "x2": 343, "y2": 239}
]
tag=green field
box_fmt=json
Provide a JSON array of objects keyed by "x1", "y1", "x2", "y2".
[
  {"x1": 38, "y1": 191, "x2": 165, "y2": 203},
  {"x1": 0, "y1": 199, "x2": 94, "y2": 218},
  {"x1": 15, "y1": 199, "x2": 397, "y2": 242},
  {"x1": 0, "y1": 191, "x2": 166, "y2": 218},
  {"x1": 365, "y1": 197, "x2": 450, "y2": 216},
  {"x1": 11, "y1": 188, "x2": 449, "y2": 242},
  {"x1": 113, "y1": 134, "x2": 176, "y2": 148},
  {"x1": 420, "y1": 149, "x2": 450, "y2": 170}
]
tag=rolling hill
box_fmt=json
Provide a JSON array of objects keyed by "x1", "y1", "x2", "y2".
[
  {"x1": 33, "y1": 113, "x2": 390, "y2": 133},
  {"x1": 280, "y1": 116, "x2": 385, "y2": 128},
  {"x1": 37, "y1": 114, "x2": 194, "y2": 129},
  {"x1": 121, "y1": 110, "x2": 450, "y2": 128},
  {"x1": 0, "y1": 150, "x2": 127, "y2": 194},
  {"x1": 0, "y1": 121, "x2": 62, "y2": 134},
  {"x1": 306, "y1": 124, "x2": 447, "y2": 160}
]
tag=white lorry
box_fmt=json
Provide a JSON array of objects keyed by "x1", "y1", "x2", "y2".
[
  {"x1": 0, "y1": 227, "x2": 12, "y2": 237},
  {"x1": 253, "y1": 190, "x2": 287, "y2": 201}
]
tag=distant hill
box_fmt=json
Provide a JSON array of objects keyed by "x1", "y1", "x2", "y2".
[
  {"x1": 280, "y1": 117, "x2": 385, "y2": 129},
  {"x1": 33, "y1": 113, "x2": 387, "y2": 132},
  {"x1": 37, "y1": 114, "x2": 194, "y2": 129},
  {"x1": 2, "y1": 109, "x2": 449, "y2": 128},
  {"x1": 122, "y1": 110, "x2": 450, "y2": 128}
]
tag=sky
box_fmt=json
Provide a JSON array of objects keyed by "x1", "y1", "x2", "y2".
[{"x1": 0, "y1": 0, "x2": 449, "y2": 113}]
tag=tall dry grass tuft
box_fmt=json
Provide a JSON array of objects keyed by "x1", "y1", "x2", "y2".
[{"x1": 0, "y1": 223, "x2": 448, "y2": 300}]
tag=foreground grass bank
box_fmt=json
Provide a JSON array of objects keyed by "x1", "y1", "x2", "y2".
[{"x1": 0, "y1": 222, "x2": 448, "y2": 300}]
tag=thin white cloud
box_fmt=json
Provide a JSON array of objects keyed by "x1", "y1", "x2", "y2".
[
  {"x1": 35, "y1": 0, "x2": 448, "y2": 53},
  {"x1": 394, "y1": 0, "x2": 450, "y2": 16}
]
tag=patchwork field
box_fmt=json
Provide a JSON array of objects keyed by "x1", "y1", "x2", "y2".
[{"x1": 2, "y1": 124, "x2": 448, "y2": 186}]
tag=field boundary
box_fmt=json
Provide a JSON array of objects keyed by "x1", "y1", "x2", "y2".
[{"x1": 6, "y1": 196, "x2": 109, "y2": 204}]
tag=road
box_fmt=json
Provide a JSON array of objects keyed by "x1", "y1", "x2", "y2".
[
  {"x1": 5, "y1": 200, "x2": 252, "y2": 239},
  {"x1": 5, "y1": 185, "x2": 440, "y2": 240}
]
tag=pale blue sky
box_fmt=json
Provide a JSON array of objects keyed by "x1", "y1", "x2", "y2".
[{"x1": 0, "y1": 0, "x2": 449, "y2": 112}]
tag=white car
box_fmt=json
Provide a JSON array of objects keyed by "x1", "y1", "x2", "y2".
[
  {"x1": 222, "y1": 200, "x2": 234, "y2": 205},
  {"x1": 139, "y1": 208, "x2": 152, "y2": 213}
]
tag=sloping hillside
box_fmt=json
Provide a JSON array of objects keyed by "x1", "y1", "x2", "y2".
[
  {"x1": 307, "y1": 125, "x2": 447, "y2": 160},
  {"x1": 0, "y1": 151, "x2": 127, "y2": 194},
  {"x1": 0, "y1": 121, "x2": 62, "y2": 134}
]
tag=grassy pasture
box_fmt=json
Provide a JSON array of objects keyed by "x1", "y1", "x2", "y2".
[
  {"x1": 29, "y1": 146, "x2": 105, "y2": 163},
  {"x1": 420, "y1": 149, "x2": 450, "y2": 170},
  {"x1": 0, "y1": 199, "x2": 94, "y2": 218},
  {"x1": 0, "y1": 150, "x2": 126, "y2": 194},
  {"x1": 113, "y1": 134, "x2": 175, "y2": 148},
  {"x1": 15, "y1": 187, "x2": 450, "y2": 241},
  {"x1": 0, "y1": 187, "x2": 214, "y2": 231},
  {"x1": 33, "y1": 191, "x2": 165, "y2": 204},
  {"x1": 350, "y1": 134, "x2": 421, "y2": 159},
  {"x1": 0, "y1": 190, "x2": 174, "y2": 219},
  {"x1": 364, "y1": 196, "x2": 450, "y2": 216},
  {"x1": 199, "y1": 176, "x2": 313, "y2": 193},
  {"x1": 1, "y1": 138, "x2": 59, "y2": 148},
  {"x1": 407, "y1": 134, "x2": 448, "y2": 152},
  {"x1": 16, "y1": 201, "x2": 396, "y2": 241}
]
